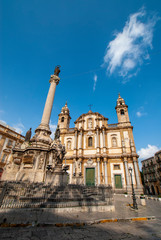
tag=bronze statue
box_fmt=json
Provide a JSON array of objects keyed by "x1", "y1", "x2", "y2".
[
  {"x1": 54, "y1": 65, "x2": 61, "y2": 76},
  {"x1": 25, "y1": 128, "x2": 32, "y2": 142},
  {"x1": 54, "y1": 125, "x2": 60, "y2": 140}
]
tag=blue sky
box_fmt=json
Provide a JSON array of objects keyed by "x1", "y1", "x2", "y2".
[{"x1": 0, "y1": 0, "x2": 161, "y2": 165}]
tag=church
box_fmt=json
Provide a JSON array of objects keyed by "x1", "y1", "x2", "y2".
[{"x1": 59, "y1": 95, "x2": 142, "y2": 194}]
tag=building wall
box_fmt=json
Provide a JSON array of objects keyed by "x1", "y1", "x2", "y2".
[
  {"x1": 0, "y1": 122, "x2": 25, "y2": 178},
  {"x1": 142, "y1": 152, "x2": 161, "y2": 195}
]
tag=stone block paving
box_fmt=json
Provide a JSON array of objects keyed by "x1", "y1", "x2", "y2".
[
  {"x1": 0, "y1": 220, "x2": 161, "y2": 240},
  {"x1": 0, "y1": 195, "x2": 161, "y2": 239}
]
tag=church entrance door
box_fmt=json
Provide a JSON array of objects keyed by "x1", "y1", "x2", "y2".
[
  {"x1": 86, "y1": 168, "x2": 95, "y2": 186},
  {"x1": 115, "y1": 175, "x2": 122, "y2": 188}
]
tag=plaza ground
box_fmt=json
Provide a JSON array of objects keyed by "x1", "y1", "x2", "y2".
[{"x1": 0, "y1": 195, "x2": 161, "y2": 239}]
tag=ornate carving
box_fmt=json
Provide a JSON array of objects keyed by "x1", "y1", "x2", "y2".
[{"x1": 38, "y1": 156, "x2": 44, "y2": 169}]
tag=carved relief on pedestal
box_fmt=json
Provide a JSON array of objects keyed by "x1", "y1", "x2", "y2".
[{"x1": 38, "y1": 155, "x2": 44, "y2": 169}]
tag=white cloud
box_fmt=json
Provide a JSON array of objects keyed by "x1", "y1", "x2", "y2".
[
  {"x1": 0, "y1": 120, "x2": 7, "y2": 125},
  {"x1": 136, "y1": 111, "x2": 142, "y2": 117},
  {"x1": 136, "y1": 106, "x2": 147, "y2": 117},
  {"x1": 93, "y1": 74, "x2": 98, "y2": 91},
  {"x1": 103, "y1": 8, "x2": 159, "y2": 80},
  {"x1": 138, "y1": 144, "x2": 160, "y2": 160},
  {"x1": 13, "y1": 122, "x2": 25, "y2": 134},
  {"x1": 50, "y1": 121, "x2": 57, "y2": 139}
]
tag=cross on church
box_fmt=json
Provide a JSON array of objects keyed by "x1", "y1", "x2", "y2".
[{"x1": 88, "y1": 104, "x2": 93, "y2": 111}]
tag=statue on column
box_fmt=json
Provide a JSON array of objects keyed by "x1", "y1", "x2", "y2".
[
  {"x1": 25, "y1": 128, "x2": 32, "y2": 142},
  {"x1": 54, "y1": 125, "x2": 60, "y2": 140},
  {"x1": 54, "y1": 65, "x2": 61, "y2": 76}
]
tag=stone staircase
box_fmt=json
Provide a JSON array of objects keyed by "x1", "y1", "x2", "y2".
[{"x1": 0, "y1": 182, "x2": 113, "y2": 210}]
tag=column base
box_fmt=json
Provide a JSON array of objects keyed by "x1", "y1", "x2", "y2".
[{"x1": 30, "y1": 123, "x2": 52, "y2": 146}]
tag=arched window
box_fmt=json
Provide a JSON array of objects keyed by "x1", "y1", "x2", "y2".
[
  {"x1": 112, "y1": 137, "x2": 117, "y2": 147},
  {"x1": 120, "y1": 109, "x2": 124, "y2": 115},
  {"x1": 88, "y1": 137, "x2": 93, "y2": 147},
  {"x1": 61, "y1": 117, "x2": 64, "y2": 122},
  {"x1": 67, "y1": 141, "x2": 71, "y2": 150}
]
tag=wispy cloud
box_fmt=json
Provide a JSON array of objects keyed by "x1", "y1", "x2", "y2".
[
  {"x1": 13, "y1": 122, "x2": 25, "y2": 134},
  {"x1": 0, "y1": 120, "x2": 7, "y2": 125},
  {"x1": 136, "y1": 106, "x2": 147, "y2": 117},
  {"x1": 50, "y1": 121, "x2": 57, "y2": 139},
  {"x1": 138, "y1": 144, "x2": 160, "y2": 160},
  {"x1": 93, "y1": 74, "x2": 98, "y2": 91},
  {"x1": 103, "y1": 8, "x2": 159, "y2": 81}
]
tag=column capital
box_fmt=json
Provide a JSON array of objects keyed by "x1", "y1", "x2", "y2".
[
  {"x1": 49, "y1": 75, "x2": 60, "y2": 85},
  {"x1": 97, "y1": 157, "x2": 100, "y2": 162},
  {"x1": 96, "y1": 125, "x2": 100, "y2": 131},
  {"x1": 104, "y1": 157, "x2": 107, "y2": 162}
]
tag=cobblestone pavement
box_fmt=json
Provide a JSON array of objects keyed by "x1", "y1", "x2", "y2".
[
  {"x1": 0, "y1": 195, "x2": 161, "y2": 239},
  {"x1": 0, "y1": 219, "x2": 161, "y2": 240}
]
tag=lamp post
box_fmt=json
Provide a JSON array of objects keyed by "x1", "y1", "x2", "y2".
[{"x1": 129, "y1": 167, "x2": 138, "y2": 209}]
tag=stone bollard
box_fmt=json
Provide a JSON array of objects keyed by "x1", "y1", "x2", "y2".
[{"x1": 140, "y1": 195, "x2": 146, "y2": 206}]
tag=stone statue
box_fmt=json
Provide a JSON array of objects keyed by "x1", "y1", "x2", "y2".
[
  {"x1": 25, "y1": 128, "x2": 32, "y2": 142},
  {"x1": 55, "y1": 143, "x2": 66, "y2": 165},
  {"x1": 54, "y1": 125, "x2": 60, "y2": 140},
  {"x1": 54, "y1": 65, "x2": 61, "y2": 76}
]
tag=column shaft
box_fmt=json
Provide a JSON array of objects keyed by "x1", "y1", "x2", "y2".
[
  {"x1": 133, "y1": 159, "x2": 141, "y2": 186},
  {"x1": 41, "y1": 81, "x2": 57, "y2": 126},
  {"x1": 104, "y1": 160, "x2": 108, "y2": 185},
  {"x1": 124, "y1": 159, "x2": 130, "y2": 186},
  {"x1": 74, "y1": 131, "x2": 77, "y2": 149},
  {"x1": 79, "y1": 131, "x2": 82, "y2": 149},
  {"x1": 96, "y1": 129, "x2": 99, "y2": 148},
  {"x1": 97, "y1": 159, "x2": 100, "y2": 185},
  {"x1": 103, "y1": 130, "x2": 105, "y2": 147}
]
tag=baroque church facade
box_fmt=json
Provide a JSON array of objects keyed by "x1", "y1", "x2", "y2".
[{"x1": 59, "y1": 94, "x2": 142, "y2": 194}]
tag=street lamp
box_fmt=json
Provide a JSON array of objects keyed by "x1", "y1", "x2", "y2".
[{"x1": 129, "y1": 167, "x2": 138, "y2": 209}]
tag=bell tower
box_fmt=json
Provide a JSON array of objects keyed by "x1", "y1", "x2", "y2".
[
  {"x1": 115, "y1": 94, "x2": 130, "y2": 125},
  {"x1": 58, "y1": 102, "x2": 71, "y2": 130}
]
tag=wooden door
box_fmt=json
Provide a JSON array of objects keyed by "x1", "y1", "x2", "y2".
[
  {"x1": 86, "y1": 168, "x2": 95, "y2": 186},
  {"x1": 115, "y1": 175, "x2": 122, "y2": 188}
]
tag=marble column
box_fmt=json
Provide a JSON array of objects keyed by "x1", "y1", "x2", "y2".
[
  {"x1": 97, "y1": 158, "x2": 100, "y2": 185},
  {"x1": 96, "y1": 128, "x2": 99, "y2": 153},
  {"x1": 78, "y1": 158, "x2": 82, "y2": 175},
  {"x1": 73, "y1": 159, "x2": 76, "y2": 176},
  {"x1": 133, "y1": 157, "x2": 141, "y2": 186},
  {"x1": 102, "y1": 129, "x2": 106, "y2": 152},
  {"x1": 74, "y1": 130, "x2": 77, "y2": 149},
  {"x1": 36, "y1": 74, "x2": 60, "y2": 134},
  {"x1": 79, "y1": 130, "x2": 82, "y2": 149},
  {"x1": 104, "y1": 158, "x2": 108, "y2": 185},
  {"x1": 124, "y1": 157, "x2": 130, "y2": 187}
]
